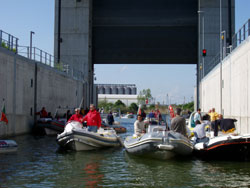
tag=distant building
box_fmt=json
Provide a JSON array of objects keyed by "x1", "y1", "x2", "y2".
[
  {"x1": 97, "y1": 84, "x2": 137, "y2": 95},
  {"x1": 97, "y1": 84, "x2": 138, "y2": 106}
]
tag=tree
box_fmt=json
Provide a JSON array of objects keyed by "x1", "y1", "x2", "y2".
[
  {"x1": 114, "y1": 100, "x2": 126, "y2": 107},
  {"x1": 137, "y1": 89, "x2": 152, "y2": 105},
  {"x1": 128, "y1": 103, "x2": 138, "y2": 114},
  {"x1": 176, "y1": 101, "x2": 194, "y2": 112}
]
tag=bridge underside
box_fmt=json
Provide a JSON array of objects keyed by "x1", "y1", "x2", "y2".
[{"x1": 93, "y1": 0, "x2": 198, "y2": 64}]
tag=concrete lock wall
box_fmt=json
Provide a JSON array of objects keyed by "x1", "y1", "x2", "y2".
[
  {"x1": 200, "y1": 36, "x2": 250, "y2": 134},
  {"x1": 0, "y1": 48, "x2": 85, "y2": 138},
  {"x1": 54, "y1": 0, "x2": 93, "y2": 105}
]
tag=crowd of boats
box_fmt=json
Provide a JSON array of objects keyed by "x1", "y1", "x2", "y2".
[{"x1": 1, "y1": 110, "x2": 250, "y2": 161}]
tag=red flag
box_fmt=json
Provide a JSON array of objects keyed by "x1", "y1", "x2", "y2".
[
  {"x1": 169, "y1": 105, "x2": 175, "y2": 119},
  {"x1": 1, "y1": 101, "x2": 8, "y2": 124}
]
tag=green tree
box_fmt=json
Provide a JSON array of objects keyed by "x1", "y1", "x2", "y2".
[
  {"x1": 114, "y1": 100, "x2": 126, "y2": 107},
  {"x1": 176, "y1": 101, "x2": 194, "y2": 112},
  {"x1": 128, "y1": 103, "x2": 138, "y2": 114},
  {"x1": 98, "y1": 98, "x2": 113, "y2": 113},
  {"x1": 137, "y1": 89, "x2": 152, "y2": 105}
]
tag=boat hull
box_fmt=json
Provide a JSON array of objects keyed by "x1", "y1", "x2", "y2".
[
  {"x1": 194, "y1": 137, "x2": 250, "y2": 161},
  {"x1": 124, "y1": 131, "x2": 193, "y2": 160},
  {"x1": 125, "y1": 139, "x2": 176, "y2": 160},
  {"x1": 37, "y1": 119, "x2": 65, "y2": 135},
  {"x1": 0, "y1": 140, "x2": 18, "y2": 153},
  {"x1": 57, "y1": 129, "x2": 121, "y2": 151}
]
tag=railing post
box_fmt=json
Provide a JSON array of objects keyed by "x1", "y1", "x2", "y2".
[
  {"x1": 27, "y1": 47, "x2": 30, "y2": 58},
  {"x1": 45, "y1": 52, "x2": 47, "y2": 64},
  {"x1": 40, "y1": 50, "x2": 43, "y2": 63},
  {"x1": 8, "y1": 34, "x2": 10, "y2": 50},
  {"x1": 40, "y1": 50, "x2": 42, "y2": 62},
  {"x1": 33, "y1": 47, "x2": 35, "y2": 60},
  {"x1": 243, "y1": 24, "x2": 246, "y2": 40},
  {"x1": 235, "y1": 34, "x2": 238, "y2": 49},
  {"x1": 0, "y1": 30, "x2": 2, "y2": 44},
  {"x1": 239, "y1": 30, "x2": 242, "y2": 44},
  {"x1": 11, "y1": 36, "x2": 13, "y2": 51},
  {"x1": 15, "y1": 38, "x2": 18, "y2": 54},
  {"x1": 248, "y1": 19, "x2": 250, "y2": 37},
  {"x1": 49, "y1": 55, "x2": 51, "y2": 66}
]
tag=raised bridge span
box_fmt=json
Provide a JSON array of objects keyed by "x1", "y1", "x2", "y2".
[{"x1": 55, "y1": 0, "x2": 234, "y2": 105}]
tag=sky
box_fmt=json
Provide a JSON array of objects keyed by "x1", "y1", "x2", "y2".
[{"x1": 0, "y1": 0, "x2": 250, "y2": 104}]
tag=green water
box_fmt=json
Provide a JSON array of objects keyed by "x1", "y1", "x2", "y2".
[{"x1": 1, "y1": 118, "x2": 250, "y2": 187}]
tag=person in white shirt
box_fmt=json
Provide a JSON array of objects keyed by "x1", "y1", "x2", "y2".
[
  {"x1": 194, "y1": 108, "x2": 201, "y2": 122},
  {"x1": 134, "y1": 114, "x2": 146, "y2": 136},
  {"x1": 193, "y1": 117, "x2": 210, "y2": 143}
]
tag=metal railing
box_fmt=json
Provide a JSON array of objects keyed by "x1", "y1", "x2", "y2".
[
  {"x1": 0, "y1": 29, "x2": 84, "y2": 81},
  {"x1": 232, "y1": 19, "x2": 250, "y2": 50},
  {"x1": 204, "y1": 53, "x2": 221, "y2": 76},
  {"x1": 0, "y1": 30, "x2": 18, "y2": 53},
  {"x1": 204, "y1": 19, "x2": 250, "y2": 77}
]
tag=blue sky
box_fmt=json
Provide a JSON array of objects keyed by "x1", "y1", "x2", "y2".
[{"x1": 0, "y1": 0, "x2": 250, "y2": 104}]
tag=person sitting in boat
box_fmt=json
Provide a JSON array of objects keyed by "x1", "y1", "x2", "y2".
[
  {"x1": 134, "y1": 114, "x2": 147, "y2": 137},
  {"x1": 193, "y1": 119, "x2": 210, "y2": 143},
  {"x1": 148, "y1": 110, "x2": 155, "y2": 120},
  {"x1": 47, "y1": 112, "x2": 53, "y2": 119},
  {"x1": 68, "y1": 108, "x2": 83, "y2": 124},
  {"x1": 36, "y1": 107, "x2": 48, "y2": 118},
  {"x1": 170, "y1": 108, "x2": 187, "y2": 137},
  {"x1": 154, "y1": 109, "x2": 162, "y2": 121},
  {"x1": 82, "y1": 104, "x2": 102, "y2": 132}
]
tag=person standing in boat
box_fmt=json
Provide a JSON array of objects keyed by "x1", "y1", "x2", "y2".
[
  {"x1": 209, "y1": 108, "x2": 219, "y2": 122},
  {"x1": 194, "y1": 108, "x2": 201, "y2": 123},
  {"x1": 107, "y1": 111, "x2": 114, "y2": 125},
  {"x1": 36, "y1": 107, "x2": 48, "y2": 118},
  {"x1": 134, "y1": 114, "x2": 147, "y2": 137},
  {"x1": 68, "y1": 108, "x2": 83, "y2": 123},
  {"x1": 65, "y1": 110, "x2": 72, "y2": 121},
  {"x1": 82, "y1": 104, "x2": 102, "y2": 132},
  {"x1": 170, "y1": 108, "x2": 187, "y2": 137}
]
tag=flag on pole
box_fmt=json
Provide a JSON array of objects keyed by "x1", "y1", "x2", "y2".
[{"x1": 1, "y1": 100, "x2": 8, "y2": 124}]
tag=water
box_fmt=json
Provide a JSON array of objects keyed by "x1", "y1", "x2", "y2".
[{"x1": 1, "y1": 117, "x2": 250, "y2": 187}]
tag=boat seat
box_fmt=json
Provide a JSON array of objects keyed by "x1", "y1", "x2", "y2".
[{"x1": 152, "y1": 127, "x2": 164, "y2": 132}]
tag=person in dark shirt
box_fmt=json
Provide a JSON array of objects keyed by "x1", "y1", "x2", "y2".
[
  {"x1": 170, "y1": 108, "x2": 187, "y2": 137},
  {"x1": 107, "y1": 111, "x2": 114, "y2": 125}
]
